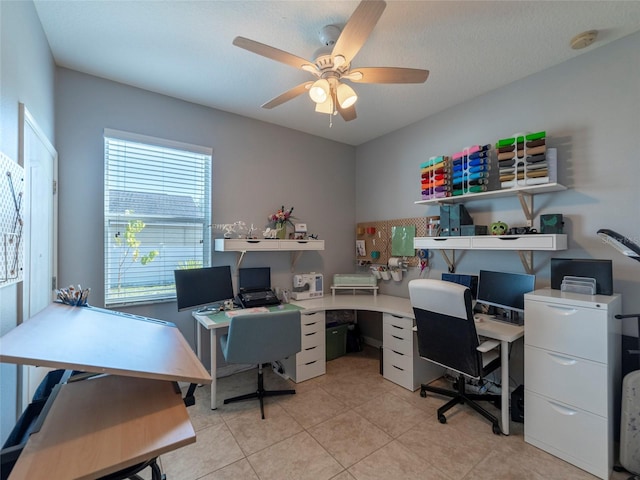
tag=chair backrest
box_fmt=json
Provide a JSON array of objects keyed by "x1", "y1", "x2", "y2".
[
  {"x1": 409, "y1": 279, "x2": 482, "y2": 378},
  {"x1": 222, "y1": 310, "x2": 301, "y2": 365}
]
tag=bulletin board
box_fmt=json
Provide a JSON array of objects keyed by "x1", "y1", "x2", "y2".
[
  {"x1": 1, "y1": 152, "x2": 24, "y2": 287},
  {"x1": 356, "y1": 217, "x2": 427, "y2": 267}
]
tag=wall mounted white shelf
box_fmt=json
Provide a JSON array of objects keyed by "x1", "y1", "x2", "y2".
[
  {"x1": 414, "y1": 234, "x2": 567, "y2": 273},
  {"x1": 413, "y1": 183, "x2": 568, "y2": 273},
  {"x1": 214, "y1": 238, "x2": 324, "y2": 270}
]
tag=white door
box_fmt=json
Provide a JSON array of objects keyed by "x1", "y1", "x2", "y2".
[{"x1": 19, "y1": 104, "x2": 58, "y2": 406}]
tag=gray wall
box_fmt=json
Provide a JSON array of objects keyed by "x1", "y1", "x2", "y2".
[
  {"x1": 0, "y1": 0, "x2": 56, "y2": 444},
  {"x1": 54, "y1": 68, "x2": 356, "y2": 366},
  {"x1": 356, "y1": 31, "x2": 640, "y2": 338}
]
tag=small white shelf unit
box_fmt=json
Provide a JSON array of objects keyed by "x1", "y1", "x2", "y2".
[
  {"x1": 214, "y1": 238, "x2": 324, "y2": 270},
  {"x1": 413, "y1": 183, "x2": 567, "y2": 273}
]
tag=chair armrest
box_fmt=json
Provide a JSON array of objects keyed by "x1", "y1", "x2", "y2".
[{"x1": 477, "y1": 339, "x2": 500, "y2": 353}]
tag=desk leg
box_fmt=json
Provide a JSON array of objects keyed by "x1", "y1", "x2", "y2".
[
  {"x1": 210, "y1": 329, "x2": 218, "y2": 410},
  {"x1": 500, "y1": 340, "x2": 510, "y2": 435}
]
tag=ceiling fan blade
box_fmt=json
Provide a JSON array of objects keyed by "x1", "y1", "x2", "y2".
[
  {"x1": 233, "y1": 36, "x2": 316, "y2": 73},
  {"x1": 261, "y1": 82, "x2": 313, "y2": 109},
  {"x1": 331, "y1": 0, "x2": 386, "y2": 66},
  {"x1": 347, "y1": 67, "x2": 429, "y2": 84}
]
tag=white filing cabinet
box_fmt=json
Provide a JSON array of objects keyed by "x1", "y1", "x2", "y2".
[
  {"x1": 524, "y1": 289, "x2": 621, "y2": 480},
  {"x1": 280, "y1": 311, "x2": 326, "y2": 382},
  {"x1": 382, "y1": 313, "x2": 444, "y2": 391}
]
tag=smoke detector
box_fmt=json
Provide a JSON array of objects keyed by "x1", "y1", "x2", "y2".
[{"x1": 570, "y1": 30, "x2": 598, "y2": 50}]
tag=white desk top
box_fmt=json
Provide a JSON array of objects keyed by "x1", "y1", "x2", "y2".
[
  {"x1": 1, "y1": 303, "x2": 212, "y2": 385},
  {"x1": 193, "y1": 293, "x2": 523, "y2": 343}
]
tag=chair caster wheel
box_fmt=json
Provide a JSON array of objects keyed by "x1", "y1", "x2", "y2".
[
  {"x1": 438, "y1": 414, "x2": 447, "y2": 424},
  {"x1": 492, "y1": 423, "x2": 502, "y2": 435},
  {"x1": 420, "y1": 389, "x2": 426, "y2": 398}
]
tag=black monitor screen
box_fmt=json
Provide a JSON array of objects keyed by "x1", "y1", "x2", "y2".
[
  {"x1": 174, "y1": 266, "x2": 234, "y2": 311},
  {"x1": 476, "y1": 270, "x2": 535, "y2": 313},
  {"x1": 238, "y1": 267, "x2": 271, "y2": 292}
]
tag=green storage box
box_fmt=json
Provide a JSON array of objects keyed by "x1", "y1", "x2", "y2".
[{"x1": 326, "y1": 323, "x2": 349, "y2": 361}]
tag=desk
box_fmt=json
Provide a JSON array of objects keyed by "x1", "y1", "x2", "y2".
[
  {"x1": 0, "y1": 303, "x2": 212, "y2": 479},
  {"x1": 192, "y1": 294, "x2": 523, "y2": 435},
  {"x1": 9, "y1": 375, "x2": 194, "y2": 480}
]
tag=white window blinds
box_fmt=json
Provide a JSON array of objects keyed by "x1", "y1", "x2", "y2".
[{"x1": 104, "y1": 129, "x2": 212, "y2": 306}]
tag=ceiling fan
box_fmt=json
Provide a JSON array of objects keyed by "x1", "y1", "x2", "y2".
[{"x1": 232, "y1": 0, "x2": 429, "y2": 122}]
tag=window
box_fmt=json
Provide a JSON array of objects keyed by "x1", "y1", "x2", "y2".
[{"x1": 104, "y1": 129, "x2": 212, "y2": 306}]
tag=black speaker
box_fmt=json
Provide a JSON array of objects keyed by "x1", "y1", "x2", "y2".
[{"x1": 511, "y1": 384, "x2": 524, "y2": 423}]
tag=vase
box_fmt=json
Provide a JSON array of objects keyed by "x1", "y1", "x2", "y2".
[{"x1": 276, "y1": 223, "x2": 286, "y2": 239}]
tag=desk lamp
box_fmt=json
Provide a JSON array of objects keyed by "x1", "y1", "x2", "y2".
[{"x1": 597, "y1": 228, "x2": 640, "y2": 480}]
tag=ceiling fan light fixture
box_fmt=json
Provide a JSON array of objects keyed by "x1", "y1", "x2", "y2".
[
  {"x1": 315, "y1": 96, "x2": 334, "y2": 114},
  {"x1": 309, "y1": 79, "x2": 330, "y2": 103},
  {"x1": 337, "y1": 82, "x2": 358, "y2": 108}
]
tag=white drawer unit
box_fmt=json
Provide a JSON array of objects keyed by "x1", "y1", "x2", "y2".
[
  {"x1": 280, "y1": 311, "x2": 326, "y2": 383},
  {"x1": 382, "y1": 313, "x2": 444, "y2": 391},
  {"x1": 524, "y1": 289, "x2": 621, "y2": 480}
]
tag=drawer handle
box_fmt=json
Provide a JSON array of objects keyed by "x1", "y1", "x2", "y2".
[
  {"x1": 392, "y1": 365, "x2": 405, "y2": 371},
  {"x1": 546, "y1": 305, "x2": 578, "y2": 316},
  {"x1": 392, "y1": 335, "x2": 403, "y2": 340},
  {"x1": 246, "y1": 240, "x2": 261, "y2": 244},
  {"x1": 392, "y1": 350, "x2": 405, "y2": 356},
  {"x1": 304, "y1": 321, "x2": 318, "y2": 327},
  {"x1": 304, "y1": 346, "x2": 317, "y2": 352},
  {"x1": 305, "y1": 360, "x2": 317, "y2": 366},
  {"x1": 548, "y1": 400, "x2": 578, "y2": 416},
  {"x1": 547, "y1": 352, "x2": 577, "y2": 366},
  {"x1": 391, "y1": 324, "x2": 404, "y2": 330},
  {"x1": 304, "y1": 332, "x2": 317, "y2": 337},
  {"x1": 304, "y1": 312, "x2": 319, "y2": 316},
  {"x1": 497, "y1": 237, "x2": 520, "y2": 241}
]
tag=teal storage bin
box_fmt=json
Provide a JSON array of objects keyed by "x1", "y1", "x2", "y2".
[{"x1": 326, "y1": 323, "x2": 349, "y2": 361}]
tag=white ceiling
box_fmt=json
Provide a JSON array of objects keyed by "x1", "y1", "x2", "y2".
[{"x1": 33, "y1": 1, "x2": 640, "y2": 146}]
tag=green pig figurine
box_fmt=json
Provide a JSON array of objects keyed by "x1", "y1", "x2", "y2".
[{"x1": 490, "y1": 221, "x2": 509, "y2": 235}]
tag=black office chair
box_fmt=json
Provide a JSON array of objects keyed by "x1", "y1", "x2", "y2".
[
  {"x1": 409, "y1": 279, "x2": 503, "y2": 435},
  {"x1": 220, "y1": 310, "x2": 301, "y2": 419}
]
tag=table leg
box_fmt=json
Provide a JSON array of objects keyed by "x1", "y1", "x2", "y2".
[
  {"x1": 210, "y1": 329, "x2": 218, "y2": 410},
  {"x1": 500, "y1": 340, "x2": 510, "y2": 435}
]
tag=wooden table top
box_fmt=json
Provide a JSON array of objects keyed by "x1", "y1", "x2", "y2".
[{"x1": 9, "y1": 375, "x2": 195, "y2": 480}]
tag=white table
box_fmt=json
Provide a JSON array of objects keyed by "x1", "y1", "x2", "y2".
[{"x1": 192, "y1": 294, "x2": 523, "y2": 434}]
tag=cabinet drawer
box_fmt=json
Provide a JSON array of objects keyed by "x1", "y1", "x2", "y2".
[
  {"x1": 301, "y1": 318, "x2": 324, "y2": 335},
  {"x1": 525, "y1": 345, "x2": 607, "y2": 416},
  {"x1": 525, "y1": 391, "x2": 609, "y2": 479},
  {"x1": 298, "y1": 343, "x2": 325, "y2": 365},
  {"x1": 383, "y1": 331, "x2": 412, "y2": 356},
  {"x1": 278, "y1": 239, "x2": 324, "y2": 251},
  {"x1": 301, "y1": 329, "x2": 323, "y2": 349},
  {"x1": 383, "y1": 313, "x2": 413, "y2": 332},
  {"x1": 414, "y1": 236, "x2": 472, "y2": 249},
  {"x1": 525, "y1": 300, "x2": 609, "y2": 362},
  {"x1": 384, "y1": 347, "x2": 412, "y2": 372},
  {"x1": 295, "y1": 357, "x2": 325, "y2": 382},
  {"x1": 214, "y1": 238, "x2": 279, "y2": 251},
  {"x1": 471, "y1": 234, "x2": 565, "y2": 250},
  {"x1": 383, "y1": 351, "x2": 413, "y2": 390}
]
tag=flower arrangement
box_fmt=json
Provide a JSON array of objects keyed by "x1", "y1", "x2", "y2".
[
  {"x1": 268, "y1": 205, "x2": 295, "y2": 228},
  {"x1": 267, "y1": 205, "x2": 295, "y2": 238}
]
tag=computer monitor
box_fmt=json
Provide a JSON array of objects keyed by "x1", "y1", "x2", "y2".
[
  {"x1": 476, "y1": 270, "x2": 535, "y2": 315},
  {"x1": 174, "y1": 266, "x2": 234, "y2": 312},
  {"x1": 238, "y1": 267, "x2": 271, "y2": 292}
]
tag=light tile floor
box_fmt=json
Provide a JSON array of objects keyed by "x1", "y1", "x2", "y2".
[{"x1": 155, "y1": 347, "x2": 630, "y2": 480}]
